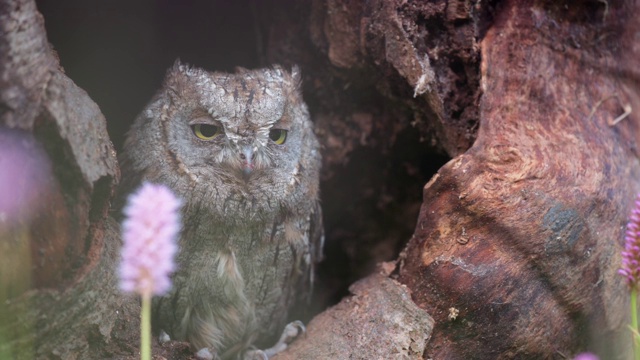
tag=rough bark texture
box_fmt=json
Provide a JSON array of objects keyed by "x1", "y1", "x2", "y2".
[
  {"x1": 268, "y1": 0, "x2": 640, "y2": 359},
  {"x1": 0, "y1": 0, "x2": 139, "y2": 358},
  {"x1": 396, "y1": 0, "x2": 639, "y2": 359},
  {"x1": 274, "y1": 272, "x2": 434, "y2": 360}
]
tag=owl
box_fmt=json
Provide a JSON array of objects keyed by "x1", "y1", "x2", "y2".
[{"x1": 117, "y1": 61, "x2": 323, "y2": 359}]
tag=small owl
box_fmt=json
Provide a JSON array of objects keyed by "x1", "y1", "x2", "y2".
[{"x1": 118, "y1": 61, "x2": 323, "y2": 359}]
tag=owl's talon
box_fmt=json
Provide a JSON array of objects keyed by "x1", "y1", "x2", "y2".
[
  {"x1": 195, "y1": 347, "x2": 219, "y2": 360},
  {"x1": 262, "y1": 320, "x2": 306, "y2": 358},
  {"x1": 285, "y1": 320, "x2": 306, "y2": 337},
  {"x1": 244, "y1": 349, "x2": 268, "y2": 360},
  {"x1": 158, "y1": 330, "x2": 171, "y2": 344}
]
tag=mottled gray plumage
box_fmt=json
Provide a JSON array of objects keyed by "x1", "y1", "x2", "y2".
[{"x1": 118, "y1": 62, "x2": 322, "y2": 359}]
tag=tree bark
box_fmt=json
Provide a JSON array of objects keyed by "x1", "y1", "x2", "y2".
[
  {"x1": 270, "y1": 0, "x2": 640, "y2": 359},
  {"x1": 0, "y1": 0, "x2": 138, "y2": 358},
  {"x1": 398, "y1": 0, "x2": 640, "y2": 358}
]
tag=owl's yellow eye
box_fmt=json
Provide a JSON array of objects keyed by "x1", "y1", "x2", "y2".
[
  {"x1": 269, "y1": 129, "x2": 288, "y2": 145},
  {"x1": 192, "y1": 124, "x2": 221, "y2": 140}
]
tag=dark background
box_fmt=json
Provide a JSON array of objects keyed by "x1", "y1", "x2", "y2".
[{"x1": 37, "y1": 0, "x2": 264, "y2": 150}]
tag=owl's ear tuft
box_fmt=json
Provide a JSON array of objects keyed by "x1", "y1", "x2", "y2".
[
  {"x1": 290, "y1": 65, "x2": 302, "y2": 89},
  {"x1": 172, "y1": 58, "x2": 188, "y2": 73},
  {"x1": 163, "y1": 59, "x2": 192, "y2": 104},
  {"x1": 282, "y1": 65, "x2": 303, "y2": 102},
  {"x1": 168, "y1": 59, "x2": 196, "y2": 80}
]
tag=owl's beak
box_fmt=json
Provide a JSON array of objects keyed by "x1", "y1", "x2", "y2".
[{"x1": 239, "y1": 146, "x2": 255, "y2": 175}]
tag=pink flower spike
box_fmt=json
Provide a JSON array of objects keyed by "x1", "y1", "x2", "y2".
[
  {"x1": 0, "y1": 129, "x2": 51, "y2": 224},
  {"x1": 621, "y1": 193, "x2": 640, "y2": 288},
  {"x1": 119, "y1": 182, "x2": 181, "y2": 297},
  {"x1": 573, "y1": 353, "x2": 599, "y2": 360}
]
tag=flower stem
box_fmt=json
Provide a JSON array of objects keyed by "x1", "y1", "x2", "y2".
[
  {"x1": 633, "y1": 288, "x2": 640, "y2": 360},
  {"x1": 141, "y1": 294, "x2": 151, "y2": 360}
]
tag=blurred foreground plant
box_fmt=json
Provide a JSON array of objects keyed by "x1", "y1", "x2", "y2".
[
  {"x1": 573, "y1": 352, "x2": 599, "y2": 360},
  {"x1": 0, "y1": 129, "x2": 51, "y2": 359},
  {"x1": 119, "y1": 183, "x2": 181, "y2": 360},
  {"x1": 619, "y1": 193, "x2": 640, "y2": 360}
]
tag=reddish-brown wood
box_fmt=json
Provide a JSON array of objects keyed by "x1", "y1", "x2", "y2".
[
  {"x1": 398, "y1": 0, "x2": 640, "y2": 358},
  {"x1": 274, "y1": 273, "x2": 434, "y2": 360}
]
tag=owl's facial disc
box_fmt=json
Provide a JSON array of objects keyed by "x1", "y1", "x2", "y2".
[
  {"x1": 224, "y1": 124, "x2": 289, "y2": 179},
  {"x1": 187, "y1": 104, "x2": 291, "y2": 181}
]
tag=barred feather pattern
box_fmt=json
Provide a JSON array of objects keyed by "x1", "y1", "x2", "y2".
[{"x1": 118, "y1": 62, "x2": 322, "y2": 359}]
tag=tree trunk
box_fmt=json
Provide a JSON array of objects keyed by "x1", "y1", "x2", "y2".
[
  {"x1": 270, "y1": 0, "x2": 640, "y2": 359},
  {"x1": 398, "y1": 0, "x2": 640, "y2": 358},
  {"x1": 0, "y1": 0, "x2": 139, "y2": 358}
]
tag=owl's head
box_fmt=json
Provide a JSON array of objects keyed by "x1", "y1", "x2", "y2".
[{"x1": 122, "y1": 61, "x2": 319, "y2": 211}]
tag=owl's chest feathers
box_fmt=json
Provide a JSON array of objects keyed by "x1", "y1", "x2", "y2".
[
  {"x1": 183, "y1": 169, "x2": 292, "y2": 211},
  {"x1": 179, "y1": 198, "x2": 300, "y2": 293},
  {"x1": 176, "y1": 214, "x2": 297, "y2": 340}
]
